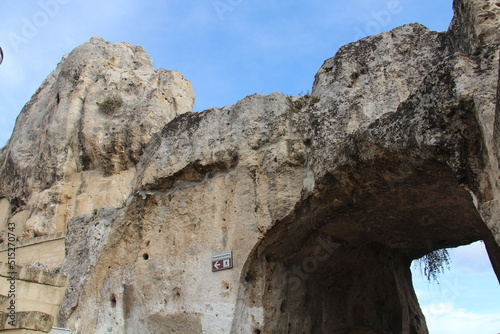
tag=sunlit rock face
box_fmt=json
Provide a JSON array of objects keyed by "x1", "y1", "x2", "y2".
[
  {"x1": 0, "y1": 36, "x2": 194, "y2": 238},
  {"x1": 1, "y1": 0, "x2": 499, "y2": 333}
]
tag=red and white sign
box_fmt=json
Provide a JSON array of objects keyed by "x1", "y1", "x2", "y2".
[{"x1": 211, "y1": 251, "x2": 233, "y2": 272}]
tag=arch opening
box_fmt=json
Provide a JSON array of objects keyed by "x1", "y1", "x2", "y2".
[
  {"x1": 233, "y1": 158, "x2": 494, "y2": 334},
  {"x1": 411, "y1": 241, "x2": 500, "y2": 333}
]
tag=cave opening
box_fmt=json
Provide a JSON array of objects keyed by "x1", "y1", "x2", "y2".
[
  {"x1": 411, "y1": 241, "x2": 500, "y2": 333},
  {"x1": 233, "y1": 158, "x2": 498, "y2": 334}
]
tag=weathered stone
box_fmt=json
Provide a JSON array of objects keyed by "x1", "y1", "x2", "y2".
[
  {"x1": 1, "y1": 0, "x2": 500, "y2": 333},
  {"x1": 26, "y1": 262, "x2": 50, "y2": 273},
  {"x1": 58, "y1": 207, "x2": 120, "y2": 325},
  {"x1": 0, "y1": 198, "x2": 10, "y2": 229},
  {"x1": 312, "y1": 23, "x2": 446, "y2": 136},
  {"x1": 19, "y1": 266, "x2": 42, "y2": 284},
  {"x1": 0, "y1": 311, "x2": 54, "y2": 332},
  {"x1": 446, "y1": 0, "x2": 500, "y2": 56},
  {"x1": 0, "y1": 36, "x2": 194, "y2": 238}
]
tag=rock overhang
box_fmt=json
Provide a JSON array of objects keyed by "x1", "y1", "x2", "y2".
[{"x1": 0, "y1": 0, "x2": 498, "y2": 332}]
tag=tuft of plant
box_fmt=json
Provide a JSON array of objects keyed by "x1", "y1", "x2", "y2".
[
  {"x1": 297, "y1": 89, "x2": 311, "y2": 97},
  {"x1": 97, "y1": 96, "x2": 123, "y2": 114},
  {"x1": 310, "y1": 96, "x2": 320, "y2": 104},
  {"x1": 415, "y1": 248, "x2": 451, "y2": 283}
]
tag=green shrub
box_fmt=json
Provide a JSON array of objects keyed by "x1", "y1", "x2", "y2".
[
  {"x1": 97, "y1": 96, "x2": 123, "y2": 114},
  {"x1": 310, "y1": 96, "x2": 320, "y2": 104},
  {"x1": 415, "y1": 248, "x2": 451, "y2": 283}
]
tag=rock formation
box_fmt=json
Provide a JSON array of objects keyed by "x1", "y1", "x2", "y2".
[
  {"x1": 1, "y1": 0, "x2": 499, "y2": 333},
  {"x1": 0, "y1": 36, "x2": 194, "y2": 239}
]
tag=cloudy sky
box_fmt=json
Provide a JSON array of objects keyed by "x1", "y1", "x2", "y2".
[{"x1": 0, "y1": 1, "x2": 499, "y2": 332}]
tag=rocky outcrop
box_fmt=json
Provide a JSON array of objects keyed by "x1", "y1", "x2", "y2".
[
  {"x1": 58, "y1": 207, "x2": 119, "y2": 325},
  {"x1": 55, "y1": 0, "x2": 500, "y2": 332},
  {"x1": 0, "y1": 0, "x2": 499, "y2": 333},
  {"x1": 0, "y1": 37, "x2": 194, "y2": 239}
]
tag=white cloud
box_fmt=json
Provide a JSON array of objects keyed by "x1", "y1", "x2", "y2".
[
  {"x1": 449, "y1": 241, "x2": 493, "y2": 274},
  {"x1": 422, "y1": 302, "x2": 500, "y2": 334}
]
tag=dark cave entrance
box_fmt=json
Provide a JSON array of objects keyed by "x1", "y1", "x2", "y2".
[{"x1": 233, "y1": 158, "x2": 498, "y2": 334}]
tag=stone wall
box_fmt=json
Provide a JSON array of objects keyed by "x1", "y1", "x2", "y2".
[
  {"x1": 0, "y1": 262, "x2": 68, "y2": 333},
  {"x1": 0, "y1": 234, "x2": 66, "y2": 270}
]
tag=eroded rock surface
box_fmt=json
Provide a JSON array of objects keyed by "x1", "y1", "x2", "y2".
[
  {"x1": 0, "y1": 36, "x2": 194, "y2": 239},
  {"x1": 1, "y1": 0, "x2": 499, "y2": 333}
]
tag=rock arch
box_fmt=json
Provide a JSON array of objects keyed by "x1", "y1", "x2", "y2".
[{"x1": 233, "y1": 156, "x2": 495, "y2": 333}]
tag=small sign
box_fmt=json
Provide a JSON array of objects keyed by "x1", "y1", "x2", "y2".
[{"x1": 211, "y1": 251, "x2": 233, "y2": 272}]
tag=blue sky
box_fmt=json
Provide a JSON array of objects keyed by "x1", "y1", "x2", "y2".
[
  {"x1": 0, "y1": 1, "x2": 499, "y2": 332},
  {"x1": 412, "y1": 242, "x2": 500, "y2": 333}
]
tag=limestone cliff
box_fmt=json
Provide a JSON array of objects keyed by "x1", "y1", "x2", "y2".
[
  {"x1": 0, "y1": 37, "x2": 194, "y2": 240},
  {"x1": 1, "y1": 0, "x2": 499, "y2": 333}
]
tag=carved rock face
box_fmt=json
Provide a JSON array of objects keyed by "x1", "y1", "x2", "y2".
[
  {"x1": 0, "y1": 36, "x2": 194, "y2": 237},
  {"x1": 1, "y1": 0, "x2": 499, "y2": 333}
]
